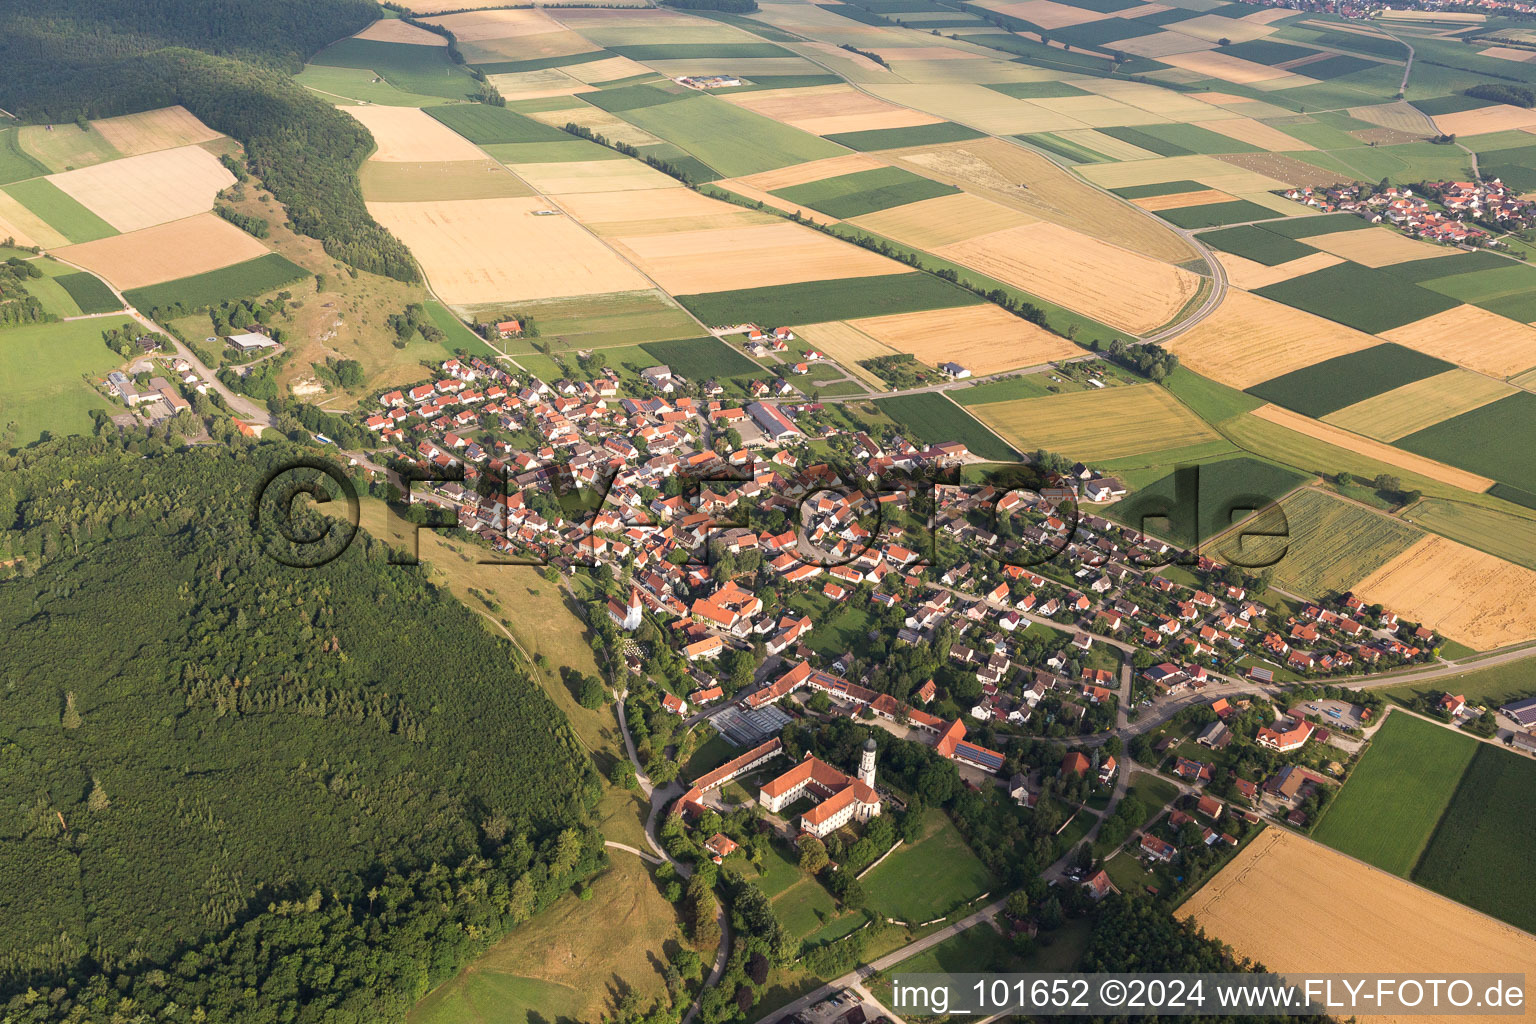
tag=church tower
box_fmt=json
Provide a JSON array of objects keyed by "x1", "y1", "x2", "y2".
[{"x1": 858, "y1": 737, "x2": 877, "y2": 788}]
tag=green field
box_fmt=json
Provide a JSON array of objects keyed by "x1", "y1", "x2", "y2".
[
  {"x1": 1254, "y1": 261, "x2": 1459, "y2": 334},
  {"x1": 1414, "y1": 744, "x2": 1536, "y2": 934},
  {"x1": 2, "y1": 178, "x2": 117, "y2": 243},
  {"x1": 427, "y1": 104, "x2": 569, "y2": 144},
  {"x1": 1262, "y1": 487, "x2": 1423, "y2": 597},
  {"x1": 1157, "y1": 199, "x2": 1282, "y2": 229},
  {"x1": 1104, "y1": 455, "x2": 1310, "y2": 548},
  {"x1": 952, "y1": 372, "x2": 1065, "y2": 405},
  {"x1": 772, "y1": 876, "x2": 848, "y2": 942},
  {"x1": 55, "y1": 270, "x2": 121, "y2": 314},
  {"x1": 1396, "y1": 392, "x2": 1536, "y2": 495},
  {"x1": 675, "y1": 273, "x2": 979, "y2": 326},
  {"x1": 640, "y1": 336, "x2": 759, "y2": 378},
  {"x1": 1312, "y1": 712, "x2": 1477, "y2": 876},
  {"x1": 617, "y1": 95, "x2": 846, "y2": 177},
  {"x1": 471, "y1": 51, "x2": 609, "y2": 75},
  {"x1": 425, "y1": 300, "x2": 499, "y2": 360},
  {"x1": 123, "y1": 253, "x2": 308, "y2": 313},
  {"x1": 1099, "y1": 123, "x2": 1261, "y2": 157},
  {"x1": 294, "y1": 64, "x2": 455, "y2": 106},
  {"x1": 0, "y1": 319, "x2": 123, "y2": 442},
  {"x1": 1259, "y1": 213, "x2": 1374, "y2": 239},
  {"x1": 772, "y1": 166, "x2": 957, "y2": 219},
  {"x1": 1198, "y1": 224, "x2": 1318, "y2": 265},
  {"x1": 1217, "y1": 38, "x2": 1319, "y2": 64},
  {"x1": 579, "y1": 84, "x2": 690, "y2": 113},
  {"x1": 309, "y1": 38, "x2": 477, "y2": 100},
  {"x1": 1419, "y1": 261, "x2": 1536, "y2": 322},
  {"x1": 1111, "y1": 180, "x2": 1209, "y2": 200},
  {"x1": 0, "y1": 127, "x2": 48, "y2": 185},
  {"x1": 1246, "y1": 343, "x2": 1454, "y2": 419},
  {"x1": 608, "y1": 43, "x2": 796, "y2": 60},
  {"x1": 987, "y1": 80, "x2": 1092, "y2": 98},
  {"x1": 1020, "y1": 132, "x2": 1113, "y2": 163},
  {"x1": 862, "y1": 808, "x2": 996, "y2": 923},
  {"x1": 873, "y1": 392, "x2": 1014, "y2": 462},
  {"x1": 823, "y1": 121, "x2": 986, "y2": 151},
  {"x1": 1405, "y1": 497, "x2": 1536, "y2": 571},
  {"x1": 1476, "y1": 142, "x2": 1536, "y2": 192},
  {"x1": 1375, "y1": 658, "x2": 1536, "y2": 711},
  {"x1": 482, "y1": 139, "x2": 621, "y2": 163},
  {"x1": 1379, "y1": 248, "x2": 1509, "y2": 283}
]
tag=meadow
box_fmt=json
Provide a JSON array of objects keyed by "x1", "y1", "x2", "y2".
[
  {"x1": 0, "y1": 319, "x2": 122, "y2": 442},
  {"x1": 874, "y1": 391, "x2": 1014, "y2": 461},
  {"x1": 1254, "y1": 261, "x2": 1460, "y2": 334},
  {"x1": 311, "y1": 37, "x2": 478, "y2": 100},
  {"x1": 1245, "y1": 342, "x2": 1454, "y2": 419},
  {"x1": 1396, "y1": 391, "x2": 1536, "y2": 495},
  {"x1": 1156, "y1": 199, "x2": 1282, "y2": 229},
  {"x1": 640, "y1": 336, "x2": 759, "y2": 378},
  {"x1": 1414, "y1": 744, "x2": 1536, "y2": 935},
  {"x1": 1311, "y1": 712, "x2": 1477, "y2": 876},
  {"x1": 123, "y1": 253, "x2": 308, "y2": 313},
  {"x1": 1200, "y1": 225, "x2": 1317, "y2": 266},
  {"x1": 675, "y1": 273, "x2": 979, "y2": 326},
  {"x1": 862, "y1": 808, "x2": 996, "y2": 923},
  {"x1": 823, "y1": 121, "x2": 986, "y2": 151},
  {"x1": 0, "y1": 127, "x2": 48, "y2": 185}
]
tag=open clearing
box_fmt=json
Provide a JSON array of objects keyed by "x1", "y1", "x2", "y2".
[
  {"x1": 1381, "y1": 304, "x2": 1536, "y2": 377},
  {"x1": 1355, "y1": 534, "x2": 1536, "y2": 649},
  {"x1": 359, "y1": 159, "x2": 531, "y2": 202},
  {"x1": 1249, "y1": 404, "x2": 1496, "y2": 492},
  {"x1": 1322, "y1": 369, "x2": 1516, "y2": 441},
  {"x1": 47, "y1": 145, "x2": 234, "y2": 232},
  {"x1": 91, "y1": 106, "x2": 223, "y2": 157},
  {"x1": 935, "y1": 220, "x2": 1199, "y2": 334},
  {"x1": 0, "y1": 319, "x2": 122, "y2": 443},
  {"x1": 847, "y1": 191, "x2": 1035, "y2": 249},
  {"x1": 848, "y1": 303, "x2": 1082, "y2": 375},
  {"x1": 1180, "y1": 828, "x2": 1536, "y2": 999},
  {"x1": 344, "y1": 105, "x2": 487, "y2": 161},
  {"x1": 1296, "y1": 227, "x2": 1453, "y2": 267},
  {"x1": 1166, "y1": 289, "x2": 1378, "y2": 388},
  {"x1": 889, "y1": 137, "x2": 1196, "y2": 263},
  {"x1": 609, "y1": 220, "x2": 903, "y2": 294},
  {"x1": 863, "y1": 809, "x2": 995, "y2": 923},
  {"x1": 55, "y1": 213, "x2": 271, "y2": 290},
  {"x1": 367, "y1": 196, "x2": 651, "y2": 305},
  {"x1": 970, "y1": 383, "x2": 1219, "y2": 461}
]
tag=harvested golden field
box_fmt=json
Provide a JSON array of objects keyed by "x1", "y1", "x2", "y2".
[
  {"x1": 508, "y1": 158, "x2": 678, "y2": 194},
  {"x1": 1479, "y1": 46, "x2": 1536, "y2": 62},
  {"x1": 1346, "y1": 100, "x2": 1433, "y2": 135},
  {"x1": 1161, "y1": 50, "x2": 1296, "y2": 83},
  {"x1": 54, "y1": 213, "x2": 270, "y2": 290},
  {"x1": 1170, "y1": 12, "x2": 1278, "y2": 42},
  {"x1": 1180, "y1": 828, "x2": 1536, "y2": 1005},
  {"x1": 1215, "y1": 151, "x2": 1345, "y2": 187},
  {"x1": 865, "y1": 83, "x2": 1085, "y2": 135},
  {"x1": 1323, "y1": 369, "x2": 1517, "y2": 441},
  {"x1": 789, "y1": 321, "x2": 896, "y2": 388},
  {"x1": 355, "y1": 19, "x2": 448, "y2": 44},
  {"x1": 1382, "y1": 8, "x2": 1484, "y2": 19},
  {"x1": 1133, "y1": 188, "x2": 1233, "y2": 211},
  {"x1": 1296, "y1": 227, "x2": 1450, "y2": 267},
  {"x1": 1434, "y1": 103, "x2": 1536, "y2": 137},
  {"x1": 1213, "y1": 250, "x2": 1342, "y2": 291},
  {"x1": 367, "y1": 196, "x2": 651, "y2": 304},
  {"x1": 1356, "y1": 535, "x2": 1536, "y2": 648},
  {"x1": 559, "y1": 187, "x2": 776, "y2": 235},
  {"x1": 565, "y1": 55, "x2": 651, "y2": 84},
  {"x1": 91, "y1": 106, "x2": 222, "y2": 157},
  {"x1": 345, "y1": 105, "x2": 486, "y2": 162},
  {"x1": 486, "y1": 68, "x2": 596, "y2": 101},
  {"x1": 1054, "y1": 128, "x2": 1160, "y2": 161},
  {"x1": 975, "y1": 0, "x2": 1107, "y2": 28},
  {"x1": 971, "y1": 383, "x2": 1219, "y2": 460},
  {"x1": 359, "y1": 160, "x2": 531, "y2": 202},
  {"x1": 1076, "y1": 78, "x2": 1231, "y2": 121},
  {"x1": 0, "y1": 192, "x2": 65, "y2": 249},
  {"x1": 1166, "y1": 289, "x2": 1376, "y2": 387},
  {"x1": 890, "y1": 137, "x2": 1196, "y2": 262},
  {"x1": 528, "y1": 107, "x2": 662, "y2": 147},
  {"x1": 1027, "y1": 93, "x2": 1168, "y2": 129},
  {"x1": 849, "y1": 191, "x2": 1034, "y2": 248},
  {"x1": 1249, "y1": 404, "x2": 1496, "y2": 491},
  {"x1": 734, "y1": 153, "x2": 886, "y2": 192},
  {"x1": 708, "y1": 180, "x2": 827, "y2": 221},
  {"x1": 427, "y1": 8, "x2": 562, "y2": 39},
  {"x1": 1114, "y1": 31, "x2": 1217, "y2": 59},
  {"x1": 459, "y1": 29, "x2": 597, "y2": 62},
  {"x1": 48, "y1": 144, "x2": 235, "y2": 232},
  {"x1": 1383, "y1": 304, "x2": 1536, "y2": 377},
  {"x1": 609, "y1": 220, "x2": 903, "y2": 293},
  {"x1": 1078, "y1": 153, "x2": 1290, "y2": 196},
  {"x1": 726, "y1": 84, "x2": 941, "y2": 135},
  {"x1": 1200, "y1": 115, "x2": 1316, "y2": 151},
  {"x1": 849, "y1": 303, "x2": 1083, "y2": 374},
  {"x1": 935, "y1": 220, "x2": 1201, "y2": 334}
]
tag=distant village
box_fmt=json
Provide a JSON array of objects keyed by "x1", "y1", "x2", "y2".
[{"x1": 1283, "y1": 178, "x2": 1535, "y2": 245}]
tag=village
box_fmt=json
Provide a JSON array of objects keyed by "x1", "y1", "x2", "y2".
[{"x1": 1281, "y1": 178, "x2": 1536, "y2": 245}]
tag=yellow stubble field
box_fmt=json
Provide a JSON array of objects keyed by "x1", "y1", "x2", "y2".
[
  {"x1": 789, "y1": 321, "x2": 898, "y2": 389},
  {"x1": 733, "y1": 153, "x2": 886, "y2": 191},
  {"x1": 558, "y1": 186, "x2": 778, "y2": 235},
  {"x1": 608, "y1": 220, "x2": 903, "y2": 293},
  {"x1": 0, "y1": 192, "x2": 66, "y2": 249},
  {"x1": 366, "y1": 196, "x2": 652, "y2": 305},
  {"x1": 1355, "y1": 534, "x2": 1536, "y2": 648},
  {"x1": 91, "y1": 106, "x2": 223, "y2": 157},
  {"x1": 345, "y1": 105, "x2": 487, "y2": 162},
  {"x1": 1434, "y1": 103, "x2": 1536, "y2": 136},
  {"x1": 54, "y1": 212, "x2": 271, "y2": 290},
  {"x1": 891, "y1": 137, "x2": 1197, "y2": 262},
  {"x1": 849, "y1": 303, "x2": 1084, "y2": 374},
  {"x1": 725, "y1": 85, "x2": 942, "y2": 135},
  {"x1": 1180, "y1": 828, "x2": 1536, "y2": 1011},
  {"x1": 1166, "y1": 289, "x2": 1377, "y2": 387},
  {"x1": 1213, "y1": 250, "x2": 1342, "y2": 291},
  {"x1": 427, "y1": 8, "x2": 564, "y2": 39},
  {"x1": 359, "y1": 159, "x2": 532, "y2": 202},
  {"x1": 969, "y1": 382, "x2": 1220, "y2": 460},
  {"x1": 47, "y1": 144, "x2": 235, "y2": 232},
  {"x1": 1200, "y1": 115, "x2": 1317, "y2": 151},
  {"x1": 508, "y1": 159, "x2": 679, "y2": 195},
  {"x1": 849, "y1": 191, "x2": 1035, "y2": 249},
  {"x1": 1133, "y1": 188, "x2": 1233, "y2": 210},
  {"x1": 529, "y1": 107, "x2": 663, "y2": 147},
  {"x1": 1322, "y1": 369, "x2": 1517, "y2": 441},
  {"x1": 934, "y1": 220, "x2": 1201, "y2": 334},
  {"x1": 1381, "y1": 304, "x2": 1536, "y2": 377},
  {"x1": 354, "y1": 19, "x2": 449, "y2": 45},
  {"x1": 1296, "y1": 227, "x2": 1453, "y2": 267},
  {"x1": 1161, "y1": 49, "x2": 1297, "y2": 83},
  {"x1": 972, "y1": 0, "x2": 1107, "y2": 28}
]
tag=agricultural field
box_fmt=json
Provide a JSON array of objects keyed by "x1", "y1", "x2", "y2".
[
  {"x1": 45, "y1": 144, "x2": 235, "y2": 233},
  {"x1": 861, "y1": 808, "x2": 996, "y2": 924},
  {"x1": 1322, "y1": 370, "x2": 1517, "y2": 442},
  {"x1": 0, "y1": 319, "x2": 124, "y2": 443},
  {"x1": 1381, "y1": 304, "x2": 1536, "y2": 379},
  {"x1": 1180, "y1": 828, "x2": 1536, "y2": 984},
  {"x1": 15, "y1": 123, "x2": 121, "y2": 174},
  {"x1": 358, "y1": 160, "x2": 531, "y2": 202},
  {"x1": 610, "y1": 95, "x2": 848, "y2": 178},
  {"x1": 1105, "y1": 455, "x2": 1310, "y2": 549},
  {"x1": 873, "y1": 392, "x2": 1014, "y2": 461},
  {"x1": 2, "y1": 178, "x2": 117, "y2": 245},
  {"x1": 0, "y1": 127, "x2": 51, "y2": 183},
  {"x1": 1254, "y1": 260, "x2": 1460, "y2": 335},
  {"x1": 1256, "y1": 488, "x2": 1422, "y2": 598},
  {"x1": 640, "y1": 336, "x2": 758, "y2": 379},
  {"x1": 1354, "y1": 534, "x2": 1536, "y2": 650},
  {"x1": 1245, "y1": 343, "x2": 1455, "y2": 419},
  {"x1": 1168, "y1": 289, "x2": 1379, "y2": 389},
  {"x1": 771, "y1": 166, "x2": 958, "y2": 219},
  {"x1": 57, "y1": 214, "x2": 272, "y2": 292},
  {"x1": 309, "y1": 37, "x2": 479, "y2": 100},
  {"x1": 1404, "y1": 498, "x2": 1536, "y2": 572},
  {"x1": 846, "y1": 303, "x2": 1082, "y2": 375},
  {"x1": 1396, "y1": 391, "x2": 1536, "y2": 496},
  {"x1": 121, "y1": 252, "x2": 308, "y2": 313},
  {"x1": 89, "y1": 105, "x2": 223, "y2": 157},
  {"x1": 969, "y1": 383, "x2": 1221, "y2": 463},
  {"x1": 676, "y1": 273, "x2": 979, "y2": 327}
]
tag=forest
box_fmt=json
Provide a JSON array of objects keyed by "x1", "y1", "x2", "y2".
[
  {"x1": 0, "y1": 435, "x2": 600, "y2": 1016},
  {"x1": 0, "y1": 0, "x2": 418, "y2": 281}
]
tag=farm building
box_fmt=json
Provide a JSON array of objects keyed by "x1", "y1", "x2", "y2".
[
  {"x1": 227, "y1": 331, "x2": 278, "y2": 351},
  {"x1": 1500, "y1": 696, "x2": 1536, "y2": 727}
]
